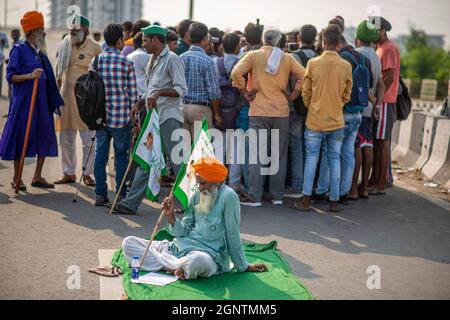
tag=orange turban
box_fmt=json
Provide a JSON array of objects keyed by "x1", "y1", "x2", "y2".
[
  {"x1": 193, "y1": 157, "x2": 228, "y2": 183},
  {"x1": 21, "y1": 11, "x2": 44, "y2": 34}
]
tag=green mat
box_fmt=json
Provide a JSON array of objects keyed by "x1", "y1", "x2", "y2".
[{"x1": 111, "y1": 229, "x2": 315, "y2": 300}]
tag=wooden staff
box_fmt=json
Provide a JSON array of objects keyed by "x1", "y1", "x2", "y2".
[
  {"x1": 108, "y1": 156, "x2": 135, "y2": 215},
  {"x1": 15, "y1": 78, "x2": 39, "y2": 194},
  {"x1": 139, "y1": 192, "x2": 173, "y2": 268}
]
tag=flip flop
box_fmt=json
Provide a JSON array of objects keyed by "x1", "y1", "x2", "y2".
[
  {"x1": 88, "y1": 266, "x2": 122, "y2": 277},
  {"x1": 31, "y1": 179, "x2": 55, "y2": 189},
  {"x1": 11, "y1": 181, "x2": 27, "y2": 191},
  {"x1": 369, "y1": 189, "x2": 386, "y2": 196}
]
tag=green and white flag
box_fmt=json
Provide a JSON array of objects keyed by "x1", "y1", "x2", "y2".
[
  {"x1": 173, "y1": 118, "x2": 215, "y2": 209},
  {"x1": 132, "y1": 109, "x2": 167, "y2": 202}
]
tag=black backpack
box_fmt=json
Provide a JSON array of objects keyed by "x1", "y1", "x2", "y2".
[
  {"x1": 75, "y1": 56, "x2": 106, "y2": 130},
  {"x1": 291, "y1": 49, "x2": 316, "y2": 116},
  {"x1": 396, "y1": 77, "x2": 412, "y2": 121}
]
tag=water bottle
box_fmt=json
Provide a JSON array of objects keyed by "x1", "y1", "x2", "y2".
[{"x1": 131, "y1": 256, "x2": 140, "y2": 283}]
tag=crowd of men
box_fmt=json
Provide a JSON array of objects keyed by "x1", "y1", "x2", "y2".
[{"x1": 0, "y1": 12, "x2": 401, "y2": 214}]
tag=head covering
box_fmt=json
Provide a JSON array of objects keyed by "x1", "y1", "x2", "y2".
[
  {"x1": 193, "y1": 157, "x2": 228, "y2": 183},
  {"x1": 356, "y1": 20, "x2": 380, "y2": 43},
  {"x1": 142, "y1": 25, "x2": 168, "y2": 37},
  {"x1": 70, "y1": 15, "x2": 90, "y2": 29},
  {"x1": 21, "y1": 11, "x2": 44, "y2": 34}
]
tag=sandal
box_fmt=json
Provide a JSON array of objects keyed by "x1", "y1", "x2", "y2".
[
  {"x1": 11, "y1": 180, "x2": 27, "y2": 191},
  {"x1": 83, "y1": 176, "x2": 96, "y2": 187},
  {"x1": 31, "y1": 178, "x2": 55, "y2": 189},
  {"x1": 368, "y1": 188, "x2": 386, "y2": 196},
  {"x1": 88, "y1": 266, "x2": 122, "y2": 277}
]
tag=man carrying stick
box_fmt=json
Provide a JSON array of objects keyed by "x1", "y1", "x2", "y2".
[
  {"x1": 0, "y1": 11, "x2": 64, "y2": 191},
  {"x1": 122, "y1": 157, "x2": 268, "y2": 280}
]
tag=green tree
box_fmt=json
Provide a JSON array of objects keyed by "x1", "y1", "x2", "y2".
[{"x1": 401, "y1": 28, "x2": 450, "y2": 81}]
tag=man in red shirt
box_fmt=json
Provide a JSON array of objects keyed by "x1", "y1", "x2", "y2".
[{"x1": 369, "y1": 17, "x2": 400, "y2": 195}]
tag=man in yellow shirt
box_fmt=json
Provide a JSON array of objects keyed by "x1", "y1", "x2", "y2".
[
  {"x1": 232, "y1": 29, "x2": 305, "y2": 207},
  {"x1": 293, "y1": 25, "x2": 353, "y2": 213}
]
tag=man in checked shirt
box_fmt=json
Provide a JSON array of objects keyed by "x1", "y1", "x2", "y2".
[{"x1": 93, "y1": 24, "x2": 139, "y2": 207}]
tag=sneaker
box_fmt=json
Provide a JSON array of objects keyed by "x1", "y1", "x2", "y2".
[
  {"x1": 240, "y1": 193, "x2": 263, "y2": 207},
  {"x1": 112, "y1": 202, "x2": 137, "y2": 215},
  {"x1": 272, "y1": 200, "x2": 284, "y2": 206},
  {"x1": 311, "y1": 192, "x2": 328, "y2": 204},
  {"x1": 95, "y1": 195, "x2": 110, "y2": 207},
  {"x1": 283, "y1": 187, "x2": 303, "y2": 199}
]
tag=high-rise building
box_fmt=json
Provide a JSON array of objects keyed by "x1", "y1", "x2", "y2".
[{"x1": 50, "y1": 0, "x2": 143, "y2": 31}]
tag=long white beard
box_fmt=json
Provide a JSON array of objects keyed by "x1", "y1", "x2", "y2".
[
  {"x1": 70, "y1": 31, "x2": 85, "y2": 45},
  {"x1": 195, "y1": 187, "x2": 218, "y2": 215},
  {"x1": 35, "y1": 34, "x2": 48, "y2": 56}
]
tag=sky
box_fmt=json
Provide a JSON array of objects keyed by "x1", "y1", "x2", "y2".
[{"x1": 1, "y1": 0, "x2": 450, "y2": 48}]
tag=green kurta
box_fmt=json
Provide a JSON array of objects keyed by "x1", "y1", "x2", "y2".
[{"x1": 168, "y1": 184, "x2": 250, "y2": 273}]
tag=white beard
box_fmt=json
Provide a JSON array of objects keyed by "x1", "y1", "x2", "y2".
[
  {"x1": 70, "y1": 31, "x2": 85, "y2": 45},
  {"x1": 35, "y1": 34, "x2": 47, "y2": 56},
  {"x1": 195, "y1": 187, "x2": 218, "y2": 215}
]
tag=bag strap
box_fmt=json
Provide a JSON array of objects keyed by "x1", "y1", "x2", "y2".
[
  {"x1": 340, "y1": 50, "x2": 358, "y2": 69},
  {"x1": 93, "y1": 55, "x2": 100, "y2": 72},
  {"x1": 217, "y1": 57, "x2": 227, "y2": 77},
  {"x1": 293, "y1": 49, "x2": 309, "y2": 67}
]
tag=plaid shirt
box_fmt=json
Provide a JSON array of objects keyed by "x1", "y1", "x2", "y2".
[
  {"x1": 96, "y1": 47, "x2": 138, "y2": 128},
  {"x1": 181, "y1": 46, "x2": 221, "y2": 104}
]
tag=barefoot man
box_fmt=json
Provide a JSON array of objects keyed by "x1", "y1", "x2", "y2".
[{"x1": 122, "y1": 157, "x2": 268, "y2": 280}]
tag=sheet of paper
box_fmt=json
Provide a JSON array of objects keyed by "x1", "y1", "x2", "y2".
[{"x1": 137, "y1": 272, "x2": 178, "y2": 287}]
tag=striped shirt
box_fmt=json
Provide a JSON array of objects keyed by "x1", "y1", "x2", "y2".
[
  {"x1": 181, "y1": 45, "x2": 221, "y2": 104},
  {"x1": 96, "y1": 47, "x2": 138, "y2": 128}
]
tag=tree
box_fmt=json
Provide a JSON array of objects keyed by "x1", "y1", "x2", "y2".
[{"x1": 401, "y1": 27, "x2": 450, "y2": 81}]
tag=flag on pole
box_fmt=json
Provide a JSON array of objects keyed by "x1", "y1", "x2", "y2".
[
  {"x1": 132, "y1": 110, "x2": 167, "y2": 202},
  {"x1": 173, "y1": 118, "x2": 215, "y2": 209}
]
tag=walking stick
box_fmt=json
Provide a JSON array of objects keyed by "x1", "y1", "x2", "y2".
[
  {"x1": 139, "y1": 192, "x2": 173, "y2": 268},
  {"x1": 108, "y1": 156, "x2": 135, "y2": 215},
  {"x1": 15, "y1": 78, "x2": 39, "y2": 194},
  {"x1": 72, "y1": 132, "x2": 96, "y2": 203}
]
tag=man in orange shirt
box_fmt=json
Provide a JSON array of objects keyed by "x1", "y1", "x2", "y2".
[
  {"x1": 369, "y1": 17, "x2": 400, "y2": 195},
  {"x1": 232, "y1": 29, "x2": 305, "y2": 207}
]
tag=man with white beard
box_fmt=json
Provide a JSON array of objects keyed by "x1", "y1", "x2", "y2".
[
  {"x1": 54, "y1": 15, "x2": 102, "y2": 187},
  {"x1": 122, "y1": 157, "x2": 268, "y2": 280},
  {"x1": 0, "y1": 11, "x2": 64, "y2": 190}
]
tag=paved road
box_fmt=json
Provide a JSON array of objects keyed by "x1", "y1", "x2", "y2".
[{"x1": 0, "y1": 98, "x2": 449, "y2": 300}]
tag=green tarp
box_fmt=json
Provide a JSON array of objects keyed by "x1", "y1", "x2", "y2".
[{"x1": 111, "y1": 230, "x2": 315, "y2": 300}]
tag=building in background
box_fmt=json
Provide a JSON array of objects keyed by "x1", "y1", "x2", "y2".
[{"x1": 50, "y1": 0, "x2": 143, "y2": 31}]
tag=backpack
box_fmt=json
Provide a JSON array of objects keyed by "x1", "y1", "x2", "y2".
[
  {"x1": 217, "y1": 57, "x2": 240, "y2": 131},
  {"x1": 291, "y1": 49, "x2": 316, "y2": 116},
  {"x1": 396, "y1": 77, "x2": 412, "y2": 121},
  {"x1": 340, "y1": 50, "x2": 370, "y2": 113},
  {"x1": 75, "y1": 55, "x2": 106, "y2": 130}
]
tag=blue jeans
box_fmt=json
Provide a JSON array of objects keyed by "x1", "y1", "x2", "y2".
[
  {"x1": 316, "y1": 113, "x2": 362, "y2": 197},
  {"x1": 95, "y1": 123, "x2": 132, "y2": 197},
  {"x1": 302, "y1": 128, "x2": 344, "y2": 202},
  {"x1": 288, "y1": 111, "x2": 306, "y2": 191}
]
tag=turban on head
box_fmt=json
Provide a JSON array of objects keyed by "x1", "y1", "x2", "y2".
[
  {"x1": 70, "y1": 15, "x2": 90, "y2": 29},
  {"x1": 356, "y1": 20, "x2": 380, "y2": 43},
  {"x1": 193, "y1": 157, "x2": 228, "y2": 183},
  {"x1": 21, "y1": 11, "x2": 44, "y2": 34}
]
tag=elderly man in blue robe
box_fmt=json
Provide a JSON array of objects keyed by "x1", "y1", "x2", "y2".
[
  {"x1": 0, "y1": 11, "x2": 64, "y2": 191},
  {"x1": 122, "y1": 157, "x2": 268, "y2": 280}
]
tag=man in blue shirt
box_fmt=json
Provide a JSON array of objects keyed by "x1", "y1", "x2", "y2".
[
  {"x1": 122, "y1": 157, "x2": 268, "y2": 280},
  {"x1": 181, "y1": 23, "x2": 223, "y2": 138}
]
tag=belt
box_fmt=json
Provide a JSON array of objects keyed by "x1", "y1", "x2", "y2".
[{"x1": 183, "y1": 100, "x2": 210, "y2": 107}]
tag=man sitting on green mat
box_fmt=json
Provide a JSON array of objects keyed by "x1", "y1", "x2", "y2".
[{"x1": 122, "y1": 157, "x2": 268, "y2": 280}]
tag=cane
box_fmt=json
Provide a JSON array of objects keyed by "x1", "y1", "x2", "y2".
[
  {"x1": 108, "y1": 155, "x2": 135, "y2": 215},
  {"x1": 72, "y1": 132, "x2": 96, "y2": 203},
  {"x1": 15, "y1": 78, "x2": 39, "y2": 194},
  {"x1": 139, "y1": 192, "x2": 173, "y2": 268}
]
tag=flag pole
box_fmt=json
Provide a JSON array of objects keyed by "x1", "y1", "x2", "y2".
[
  {"x1": 108, "y1": 156, "x2": 134, "y2": 215},
  {"x1": 15, "y1": 78, "x2": 39, "y2": 194},
  {"x1": 139, "y1": 191, "x2": 173, "y2": 268}
]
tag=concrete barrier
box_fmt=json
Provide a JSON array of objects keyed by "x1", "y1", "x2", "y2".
[
  {"x1": 414, "y1": 114, "x2": 440, "y2": 169},
  {"x1": 392, "y1": 112, "x2": 427, "y2": 168},
  {"x1": 421, "y1": 118, "x2": 450, "y2": 188}
]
